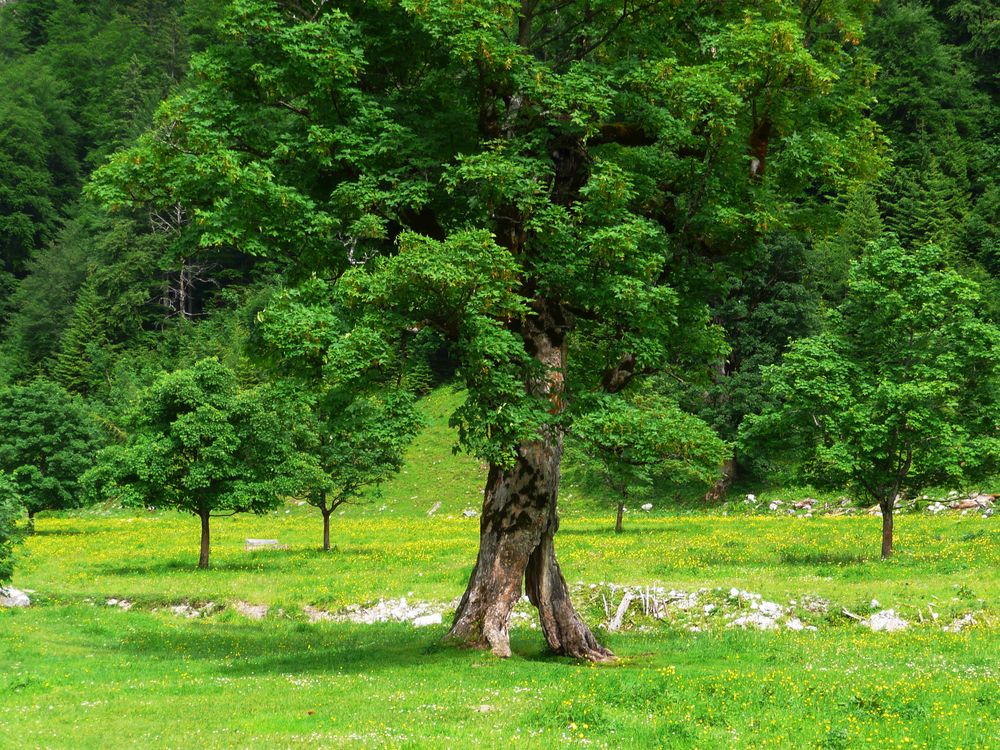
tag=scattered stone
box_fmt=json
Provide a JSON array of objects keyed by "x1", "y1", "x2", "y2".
[
  {"x1": 952, "y1": 499, "x2": 981, "y2": 511},
  {"x1": 303, "y1": 605, "x2": 335, "y2": 623},
  {"x1": 944, "y1": 613, "x2": 976, "y2": 633},
  {"x1": 475, "y1": 705, "x2": 493, "y2": 713},
  {"x1": 329, "y1": 597, "x2": 454, "y2": 625},
  {"x1": 234, "y1": 601, "x2": 268, "y2": 620},
  {"x1": 745, "y1": 494, "x2": 756, "y2": 503},
  {"x1": 461, "y1": 509, "x2": 478, "y2": 518},
  {"x1": 0, "y1": 587, "x2": 30, "y2": 607},
  {"x1": 170, "y1": 604, "x2": 200, "y2": 618},
  {"x1": 865, "y1": 609, "x2": 908, "y2": 632},
  {"x1": 412, "y1": 613, "x2": 443, "y2": 627},
  {"x1": 426, "y1": 502, "x2": 441, "y2": 516},
  {"x1": 768, "y1": 501, "x2": 782, "y2": 511},
  {"x1": 786, "y1": 617, "x2": 804, "y2": 631},
  {"x1": 927, "y1": 502, "x2": 947, "y2": 514},
  {"x1": 106, "y1": 598, "x2": 133, "y2": 611},
  {"x1": 755, "y1": 601, "x2": 783, "y2": 618},
  {"x1": 640, "y1": 503, "x2": 653, "y2": 512},
  {"x1": 729, "y1": 612, "x2": 778, "y2": 630},
  {"x1": 245, "y1": 538, "x2": 287, "y2": 551},
  {"x1": 793, "y1": 499, "x2": 816, "y2": 509}
]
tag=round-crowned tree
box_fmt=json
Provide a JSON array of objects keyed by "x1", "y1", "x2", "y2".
[
  {"x1": 571, "y1": 395, "x2": 728, "y2": 533},
  {"x1": 86, "y1": 358, "x2": 308, "y2": 568},
  {"x1": 742, "y1": 240, "x2": 1000, "y2": 558},
  {"x1": 0, "y1": 379, "x2": 104, "y2": 529}
]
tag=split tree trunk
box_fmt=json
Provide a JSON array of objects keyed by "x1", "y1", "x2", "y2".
[
  {"x1": 880, "y1": 500, "x2": 893, "y2": 560},
  {"x1": 198, "y1": 512, "x2": 211, "y2": 569},
  {"x1": 615, "y1": 502, "x2": 625, "y2": 534},
  {"x1": 447, "y1": 301, "x2": 612, "y2": 661}
]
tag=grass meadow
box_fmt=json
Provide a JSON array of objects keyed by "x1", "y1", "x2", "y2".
[{"x1": 2, "y1": 389, "x2": 998, "y2": 748}]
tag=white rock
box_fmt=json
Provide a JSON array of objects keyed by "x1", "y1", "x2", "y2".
[
  {"x1": 412, "y1": 613, "x2": 443, "y2": 627},
  {"x1": 865, "y1": 609, "x2": 908, "y2": 632},
  {"x1": 462, "y1": 509, "x2": 478, "y2": 518},
  {"x1": 234, "y1": 601, "x2": 268, "y2": 620},
  {"x1": 785, "y1": 617, "x2": 805, "y2": 631},
  {"x1": 729, "y1": 613, "x2": 777, "y2": 630},
  {"x1": 944, "y1": 613, "x2": 976, "y2": 633},
  {"x1": 870, "y1": 599, "x2": 880, "y2": 608},
  {"x1": 757, "y1": 601, "x2": 783, "y2": 618},
  {"x1": 0, "y1": 587, "x2": 30, "y2": 607},
  {"x1": 746, "y1": 494, "x2": 756, "y2": 503},
  {"x1": 245, "y1": 538, "x2": 287, "y2": 551},
  {"x1": 641, "y1": 503, "x2": 653, "y2": 511}
]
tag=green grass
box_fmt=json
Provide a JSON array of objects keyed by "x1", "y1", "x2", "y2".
[{"x1": 1, "y1": 387, "x2": 998, "y2": 748}]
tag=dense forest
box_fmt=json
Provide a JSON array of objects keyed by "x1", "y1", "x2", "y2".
[{"x1": 1, "y1": 0, "x2": 999, "y2": 660}]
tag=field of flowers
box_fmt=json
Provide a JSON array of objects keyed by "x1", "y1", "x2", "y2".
[{"x1": 1, "y1": 389, "x2": 997, "y2": 748}]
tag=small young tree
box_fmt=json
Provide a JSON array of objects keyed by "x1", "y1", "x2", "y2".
[
  {"x1": 0, "y1": 472, "x2": 22, "y2": 588},
  {"x1": 0, "y1": 379, "x2": 104, "y2": 530},
  {"x1": 742, "y1": 240, "x2": 1000, "y2": 558},
  {"x1": 572, "y1": 396, "x2": 728, "y2": 533},
  {"x1": 303, "y1": 391, "x2": 421, "y2": 551},
  {"x1": 86, "y1": 358, "x2": 307, "y2": 568}
]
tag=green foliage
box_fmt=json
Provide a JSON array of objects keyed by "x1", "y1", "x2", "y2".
[
  {"x1": 0, "y1": 378, "x2": 104, "y2": 518},
  {"x1": 301, "y1": 390, "x2": 422, "y2": 512},
  {"x1": 0, "y1": 471, "x2": 22, "y2": 586},
  {"x1": 571, "y1": 395, "x2": 728, "y2": 526},
  {"x1": 742, "y1": 239, "x2": 1000, "y2": 506},
  {"x1": 86, "y1": 358, "x2": 306, "y2": 520},
  {"x1": 92, "y1": 0, "x2": 881, "y2": 472}
]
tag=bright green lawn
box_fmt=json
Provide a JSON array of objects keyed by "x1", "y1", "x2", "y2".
[{"x1": 1, "y1": 388, "x2": 998, "y2": 748}]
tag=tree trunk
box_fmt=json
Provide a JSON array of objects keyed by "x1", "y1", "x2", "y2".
[
  {"x1": 447, "y1": 301, "x2": 612, "y2": 661},
  {"x1": 322, "y1": 507, "x2": 332, "y2": 552},
  {"x1": 615, "y1": 502, "x2": 624, "y2": 534},
  {"x1": 880, "y1": 500, "x2": 893, "y2": 560},
  {"x1": 26, "y1": 509, "x2": 35, "y2": 535},
  {"x1": 198, "y1": 512, "x2": 211, "y2": 569}
]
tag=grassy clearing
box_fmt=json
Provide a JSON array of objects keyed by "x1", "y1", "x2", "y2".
[{"x1": 2, "y1": 387, "x2": 998, "y2": 748}]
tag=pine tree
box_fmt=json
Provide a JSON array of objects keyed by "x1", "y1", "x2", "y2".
[{"x1": 50, "y1": 279, "x2": 107, "y2": 395}]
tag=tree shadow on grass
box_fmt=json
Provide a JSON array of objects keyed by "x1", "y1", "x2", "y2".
[
  {"x1": 778, "y1": 550, "x2": 870, "y2": 565},
  {"x1": 96, "y1": 547, "x2": 383, "y2": 577},
  {"x1": 103, "y1": 618, "x2": 558, "y2": 677},
  {"x1": 31, "y1": 527, "x2": 84, "y2": 536}
]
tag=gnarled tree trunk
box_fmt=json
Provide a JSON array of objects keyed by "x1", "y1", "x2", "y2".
[{"x1": 447, "y1": 301, "x2": 612, "y2": 661}]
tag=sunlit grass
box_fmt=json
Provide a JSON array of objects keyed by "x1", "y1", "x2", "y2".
[{"x1": 2, "y1": 387, "x2": 998, "y2": 748}]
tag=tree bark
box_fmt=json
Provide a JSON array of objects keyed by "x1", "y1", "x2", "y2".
[
  {"x1": 447, "y1": 301, "x2": 612, "y2": 661},
  {"x1": 26, "y1": 509, "x2": 35, "y2": 535},
  {"x1": 880, "y1": 499, "x2": 893, "y2": 560},
  {"x1": 322, "y1": 507, "x2": 332, "y2": 552},
  {"x1": 198, "y1": 511, "x2": 211, "y2": 569},
  {"x1": 615, "y1": 502, "x2": 624, "y2": 534}
]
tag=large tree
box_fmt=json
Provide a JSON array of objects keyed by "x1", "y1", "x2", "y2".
[{"x1": 93, "y1": 0, "x2": 880, "y2": 658}]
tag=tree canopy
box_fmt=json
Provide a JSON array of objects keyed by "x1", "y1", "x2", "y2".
[
  {"x1": 86, "y1": 357, "x2": 309, "y2": 567},
  {"x1": 0, "y1": 379, "x2": 104, "y2": 524},
  {"x1": 742, "y1": 239, "x2": 1000, "y2": 557}
]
